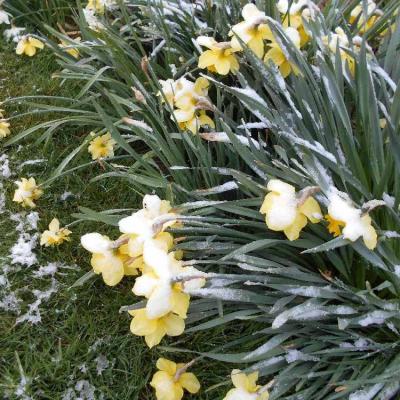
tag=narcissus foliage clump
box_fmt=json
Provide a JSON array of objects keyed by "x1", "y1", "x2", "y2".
[{"x1": 9, "y1": 0, "x2": 400, "y2": 398}]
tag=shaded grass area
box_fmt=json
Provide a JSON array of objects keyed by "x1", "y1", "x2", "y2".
[{"x1": 0, "y1": 45, "x2": 234, "y2": 399}]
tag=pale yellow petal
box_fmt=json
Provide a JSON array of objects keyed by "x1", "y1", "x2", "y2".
[
  {"x1": 163, "y1": 314, "x2": 185, "y2": 336},
  {"x1": 231, "y1": 370, "x2": 249, "y2": 390},
  {"x1": 283, "y1": 212, "x2": 307, "y2": 241},
  {"x1": 178, "y1": 372, "x2": 201, "y2": 394},
  {"x1": 298, "y1": 197, "x2": 322, "y2": 223},
  {"x1": 156, "y1": 358, "x2": 177, "y2": 375}
]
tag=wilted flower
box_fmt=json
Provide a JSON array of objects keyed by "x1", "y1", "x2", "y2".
[
  {"x1": 327, "y1": 191, "x2": 377, "y2": 250},
  {"x1": 264, "y1": 27, "x2": 300, "y2": 78},
  {"x1": 16, "y1": 36, "x2": 44, "y2": 57},
  {"x1": 129, "y1": 308, "x2": 185, "y2": 348},
  {"x1": 88, "y1": 132, "x2": 116, "y2": 160},
  {"x1": 223, "y1": 370, "x2": 269, "y2": 400},
  {"x1": 260, "y1": 179, "x2": 322, "y2": 240},
  {"x1": 197, "y1": 36, "x2": 239, "y2": 75},
  {"x1": 40, "y1": 218, "x2": 72, "y2": 247},
  {"x1": 13, "y1": 178, "x2": 43, "y2": 208},
  {"x1": 150, "y1": 358, "x2": 200, "y2": 400},
  {"x1": 229, "y1": 3, "x2": 272, "y2": 58}
]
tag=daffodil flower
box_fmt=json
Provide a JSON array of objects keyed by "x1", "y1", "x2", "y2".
[
  {"x1": 223, "y1": 370, "x2": 269, "y2": 400},
  {"x1": 13, "y1": 178, "x2": 43, "y2": 208},
  {"x1": 4, "y1": 26, "x2": 25, "y2": 43},
  {"x1": 350, "y1": 0, "x2": 381, "y2": 33},
  {"x1": 129, "y1": 309, "x2": 185, "y2": 348},
  {"x1": 59, "y1": 37, "x2": 81, "y2": 59},
  {"x1": 151, "y1": 358, "x2": 200, "y2": 400},
  {"x1": 264, "y1": 27, "x2": 300, "y2": 78},
  {"x1": 80, "y1": 233, "x2": 139, "y2": 286},
  {"x1": 197, "y1": 36, "x2": 239, "y2": 75},
  {"x1": 40, "y1": 218, "x2": 72, "y2": 247},
  {"x1": 277, "y1": 0, "x2": 312, "y2": 46},
  {"x1": 0, "y1": 119, "x2": 10, "y2": 138},
  {"x1": 327, "y1": 191, "x2": 377, "y2": 250},
  {"x1": 88, "y1": 132, "x2": 116, "y2": 160},
  {"x1": 173, "y1": 77, "x2": 214, "y2": 134},
  {"x1": 229, "y1": 3, "x2": 273, "y2": 58},
  {"x1": 133, "y1": 240, "x2": 190, "y2": 319},
  {"x1": 86, "y1": 0, "x2": 105, "y2": 14},
  {"x1": 260, "y1": 179, "x2": 322, "y2": 240},
  {"x1": 322, "y1": 27, "x2": 355, "y2": 74},
  {"x1": 16, "y1": 36, "x2": 44, "y2": 57},
  {"x1": 118, "y1": 194, "x2": 177, "y2": 242}
]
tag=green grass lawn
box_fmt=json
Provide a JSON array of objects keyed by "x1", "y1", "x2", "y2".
[{"x1": 0, "y1": 45, "x2": 232, "y2": 399}]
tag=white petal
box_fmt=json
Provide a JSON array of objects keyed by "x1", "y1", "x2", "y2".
[
  {"x1": 118, "y1": 211, "x2": 153, "y2": 236},
  {"x1": 132, "y1": 274, "x2": 159, "y2": 297},
  {"x1": 146, "y1": 284, "x2": 172, "y2": 319},
  {"x1": 143, "y1": 240, "x2": 172, "y2": 279},
  {"x1": 81, "y1": 233, "x2": 111, "y2": 253}
]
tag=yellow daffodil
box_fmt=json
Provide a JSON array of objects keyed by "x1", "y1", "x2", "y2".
[
  {"x1": 13, "y1": 178, "x2": 43, "y2": 208},
  {"x1": 174, "y1": 109, "x2": 215, "y2": 134},
  {"x1": 350, "y1": 0, "x2": 381, "y2": 33},
  {"x1": 197, "y1": 36, "x2": 239, "y2": 75},
  {"x1": 223, "y1": 370, "x2": 269, "y2": 400},
  {"x1": 322, "y1": 27, "x2": 355, "y2": 74},
  {"x1": 40, "y1": 218, "x2": 72, "y2": 247},
  {"x1": 327, "y1": 191, "x2": 377, "y2": 249},
  {"x1": 88, "y1": 132, "x2": 116, "y2": 160},
  {"x1": 16, "y1": 36, "x2": 44, "y2": 57},
  {"x1": 59, "y1": 37, "x2": 81, "y2": 58},
  {"x1": 118, "y1": 194, "x2": 177, "y2": 243},
  {"x1": 86, "y1": 0, "x2": 105, "y2": 14},
  {"x1": 129, "y1": 309, "x2": 185, "y2": 348},
  {"x1": 277, "y1": 0, "x2": 312, "y2": 46},
  {"x1": 173, "y1": 77, "x2": 214, "y2": 134},
  {"x1": 150, "y1": 358, "x2": 200, "y2": 400},
  {"x1": 81, "y1": 233, "x2": 126, "y2": 286},
  {"x1": 260, "y1": 179, "x2": 322, "y2": 241},
  {"x1": 0, "y1": 119, "x2": 10, "y2": 138},
  {"x1": 264, "y1": 27, "x2": 300, "y2": 78},
  {"x1": 132, "y1": 239, "x2": 205, "y2": 319},
  {"x1": 229, "y1": 3, "x2": 273, "y2": 58}
]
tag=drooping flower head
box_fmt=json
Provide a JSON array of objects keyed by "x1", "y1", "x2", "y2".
[
  {"x1": 223, "y1": 370, "x2": 269, "y2": 400},
  {"x1": 13, "y1": 178, "x2": 43, "y2": 208},
  {"x1": 229, "y1": 4, "x2": 272, "y2": 58},
  {"x1": 197, "y1": 36, "x2": 240, "y2": 75},
  {"x1": 88, "y1": 132, "x2": 116, "y2": 160},
  {"x1": 40, "y1": 218, "x2": 72, "y2": 247},
  {"x1": 150, "y1": 358, "x2": 200, "y2": 400},
  {"x1": 129, "y1": 308, "x2": 185, "y2": 348},
  {"x1": 80, "y1": 233, "x2": 141, "y2": 286},
  {"x1": 327, "y1": 191, "x2": 377, "y2": 250},
  {"x1": 260, "y1": 179, "x2": 322, "y2": 240},
  {"x1": 16, "y1": 36, "x2": 44, "y2": 57},
  {"x1": 264, "y1": 27, "x2": 300, "y2": 78}
]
